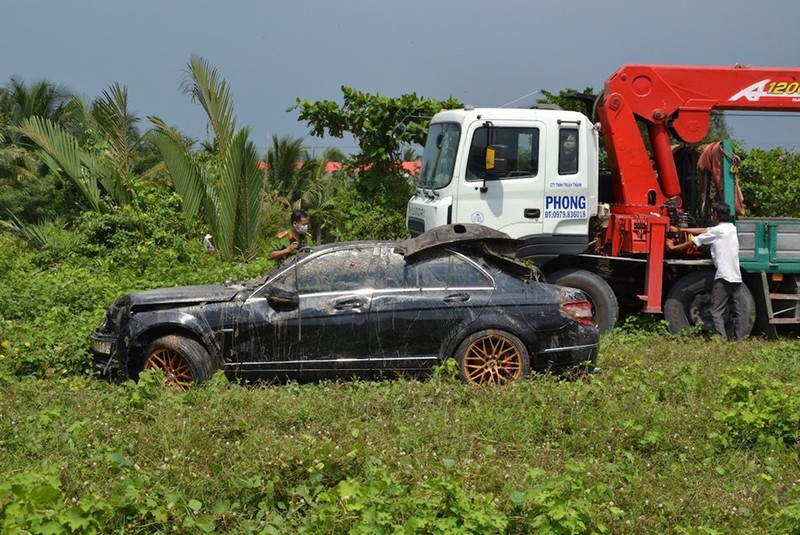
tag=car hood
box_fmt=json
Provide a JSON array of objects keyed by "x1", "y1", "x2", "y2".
[{"x1": 126, "y1": 284, "x2": 244, "y2": 310}]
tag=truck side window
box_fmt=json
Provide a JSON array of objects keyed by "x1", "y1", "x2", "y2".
[
  {"x1": 558, "y1": 129, "x2": 579, "y2": 175},
  {"x1": 466, "y1": 127, "x2": 539, "y2": 180}
]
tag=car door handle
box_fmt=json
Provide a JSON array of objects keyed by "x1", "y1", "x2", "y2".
[
  {"x1": 524, "y1": 208, "x2": 541, "y2": 218},
  {"x1": 443, "y1": 293, "x2": 470, "y2": 303},
  {"x1": 334, "y1": 298, "x2": 365, "y2": 310}
]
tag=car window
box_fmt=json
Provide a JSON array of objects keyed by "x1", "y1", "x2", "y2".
[
  {"x1": 376, "y1": 247, "x2": 492, "y2": 289},
  {"x1": 449, "y1": 254, "x2": 493, "y2": 287},
  {"x1": 277, "y1": 247, "x2": 375, "y2": 294}
]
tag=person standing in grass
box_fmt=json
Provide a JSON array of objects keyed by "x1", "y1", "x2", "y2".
[{"x1": 667, "y1": 202, "x2": 746, "y2": 341}]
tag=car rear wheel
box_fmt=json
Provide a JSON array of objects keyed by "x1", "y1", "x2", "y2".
[
  {"x1": 143, "y1": 335, "x2": 213, "y2": 389},
  {"x1": 455, "y1": 329, "x2": 530, "y2": 386}
]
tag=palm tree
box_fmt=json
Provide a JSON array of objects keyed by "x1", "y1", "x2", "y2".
[
  {"x1": 297, "y1": 147, "x2": 348, "y2": 244},
  {"x1": 0, "y1": 77, "x2": 75, "y2": 182},
  {"x1": 1, "y1": 77, "x2": 73, "y2": 127},
  {"x1": 266, "y1": 135, "x2": 309, "y2": 205},
  {"x1": 147, "y1": 55, "x2": 264, "y2": 260},
  {"x1": 14, "y1": 83, "x2": 159, "y2": 211}
]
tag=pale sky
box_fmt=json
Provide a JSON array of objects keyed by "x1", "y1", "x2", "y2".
[{"x1": 3, "y1": 0, "x2": 799, "y2": 153}]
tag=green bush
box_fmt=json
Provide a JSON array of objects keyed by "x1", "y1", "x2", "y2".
[
  {"x1": 507, "y1": 462, "x2": 622, "y2": 533},
  {"x1": 0, "y1": 186, "x2": 271, "y2": 378},
  {"x1": 0, "y1": 469, "x2": 111, "y2": 534},
  {"x1": 713, "y1": 362, "x2": 800, "y2": 447},
  {"x1": 329, "y1": 188, "x2": 409, "y2": 241},
  {"x1": 739, "y1": 147, "x2": 800, "y2": 217},
  {"x1": 0, "y1": 174, "x2": 82, "y2": 224}
]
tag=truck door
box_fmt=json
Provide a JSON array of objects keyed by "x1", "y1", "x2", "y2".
[{"x1": 454, "y1": 121, "x2": 545, "y2": 240}]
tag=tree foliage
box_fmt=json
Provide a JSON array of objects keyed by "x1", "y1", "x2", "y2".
[
  {"x1": 292, "y1": 87, "x2": 460, "y2": 238},
  {"x1": 1, "y1": 65, "x2": 799, "y2": 264},
  {"x1": 738, "y1": 147, "x2": 800, "y2": 217}
]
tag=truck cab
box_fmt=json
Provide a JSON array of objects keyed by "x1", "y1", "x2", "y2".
[{"x1": 407, "y1": 107, "x2": 600, "y2": 266}]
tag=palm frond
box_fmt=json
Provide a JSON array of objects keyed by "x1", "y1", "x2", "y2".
[
  {"x1": 92, "y1": 83, "x2": 140, "y2": 174},
  {"x1": 182, "y1": 55, "x2": 236, "y2": 161},
  {"x1": 59, "y1": 95, "x2": 94, "y2": 142},
  {"x1": 146, "y1": 120, "x2": 206, "y2": 220},
  {"x1": 237, "y1": 131, "x2": 265, "y2": 259},
  {"x1": 83, "y1": 158, "x2": 131, "y2": 206},
  {"x1": 0, "y1": 211, "x2": 48, "y2": 248},
  {"x1": 216, "y1": 131, "x2": 242, "y2": 258},
  {"x1": 266, "y1": 134, "x2": 309, "y2": 203},
  {"x1": 16, "y1": 116, "x2": 101, "y2": 211},
  {"x1": 4, "y1": 77, "x2": 73, "y2": 123}
]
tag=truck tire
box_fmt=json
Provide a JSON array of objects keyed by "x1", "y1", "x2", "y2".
[
  {"x1": 142, "y1": 335, "x2": 214, "y2": 389},
  {"x1": 547, "y1": 269, "x2": 619, "y2": 333},
  {"x1": 664, "y1": 271, "x2": 755, "y2": 339}
]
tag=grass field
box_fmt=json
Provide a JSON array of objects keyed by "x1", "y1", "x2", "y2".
[{"x1": 2, "y1": 327, "x2": 800, "y2": 533}]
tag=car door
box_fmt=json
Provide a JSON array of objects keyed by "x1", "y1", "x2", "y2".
[
  {"x1": 232, "y1": 245, "x2": 377, "y2": 378},
  {"x1": 368, "y1": 246, "x2": 495, "y2": 372}
]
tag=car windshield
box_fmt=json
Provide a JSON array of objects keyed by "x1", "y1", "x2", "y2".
[{"x1": 418, "y1": 122, "x2": 460, "y2": 190}]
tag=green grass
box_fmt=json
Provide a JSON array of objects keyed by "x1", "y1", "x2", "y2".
[{"x1": 2, "y1": 332, "x2": 800, "y2": 533}]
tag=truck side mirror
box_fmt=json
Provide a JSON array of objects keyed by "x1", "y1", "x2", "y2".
[{"x1": 485, "y1": 144, "x2": 508, "y2": 177}]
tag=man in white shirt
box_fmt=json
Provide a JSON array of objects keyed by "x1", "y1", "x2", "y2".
[{"x1": 667, "y1": 202, "x2": 746, "y2": 341}]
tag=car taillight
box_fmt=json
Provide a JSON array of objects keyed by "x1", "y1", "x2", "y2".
[{"x1": 560, "y1": 300, "x2": 594, "y2": 327}]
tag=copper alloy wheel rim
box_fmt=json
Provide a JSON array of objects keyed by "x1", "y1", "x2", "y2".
[
  {"x1": 143, "y1": 348, "x2": 193, "y2": 389},
  {"x1": 463, "y1": 334, "x2": 523, "y2": 385}
]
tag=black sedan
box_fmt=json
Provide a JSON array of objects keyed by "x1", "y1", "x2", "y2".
[{"x1": 91, "y1": 224, "x2": 599, "y2": 387}]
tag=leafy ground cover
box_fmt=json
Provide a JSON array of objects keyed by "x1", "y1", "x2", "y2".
[
  {"x1": 1, "y1": 214, "x2": 800, "y2": 533},
  {"x1": 1, "y1": 330, "x2": 799, "y2": 533}
]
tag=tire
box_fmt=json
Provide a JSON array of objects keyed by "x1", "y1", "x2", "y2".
[
  {"x1": 664, "y1": 271, "x2": 755, "y2": 339},
  {"x1": 142, "y1": 335, "x2": 214, "y2": 389},
  {"x1": 547, "y1": 269, "x2": 619, "y2": 333},
  {"x1": 455, "y1": 329, "x2": 530, "y2": 386}
]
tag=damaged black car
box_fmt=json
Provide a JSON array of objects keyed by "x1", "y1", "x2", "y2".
[{"x1": 91, "y1": 224, "x2": 599, "y2": 387}]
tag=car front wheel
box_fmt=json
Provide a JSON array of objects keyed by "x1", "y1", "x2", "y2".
[
  {"x1": 455, "y1": 329, "x2": 530, "y2": 386},
  {"x1": 142, "y1": 335, "x2": 214, "y2": 388}
]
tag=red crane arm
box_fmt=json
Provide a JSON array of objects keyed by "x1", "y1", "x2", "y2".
[{"x1": 597, "y1": 64, "x2": 800, "y2": 207}]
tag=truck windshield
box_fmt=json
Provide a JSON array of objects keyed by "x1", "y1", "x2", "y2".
[{"x1": 418, "y1": 123, "x2": 460, "y2": 189}]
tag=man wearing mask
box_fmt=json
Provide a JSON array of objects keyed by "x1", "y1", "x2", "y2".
[{"x1": 267, "y1": 209, "x2": 313, "y2": 262}]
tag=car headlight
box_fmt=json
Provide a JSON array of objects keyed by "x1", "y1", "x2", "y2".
[{"x1": 91, "y1": 338, "x2": 113, "y2": 355}]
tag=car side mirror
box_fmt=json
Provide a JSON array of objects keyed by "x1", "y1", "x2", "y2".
[{"x1": 267, "y1": 284, "x2": 299, "y2": 309}]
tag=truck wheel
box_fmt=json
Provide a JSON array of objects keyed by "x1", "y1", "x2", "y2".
[
  {"x1": 664, "y1": 271, "x2": 755, "y2": 339},
  {"x1": 547, "y1": 269, "x2": 619, "y2": 333},
  {"x1": 455, "y1": 329, "x2": 530, "y2": 386},
  {"x1": 143, "y1": 335, "x2": 214, "y2": 389}
]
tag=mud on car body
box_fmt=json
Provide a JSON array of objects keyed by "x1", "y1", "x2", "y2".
[{"x1": 92, "y1": 224, "x2": 599, "y2": 388}]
